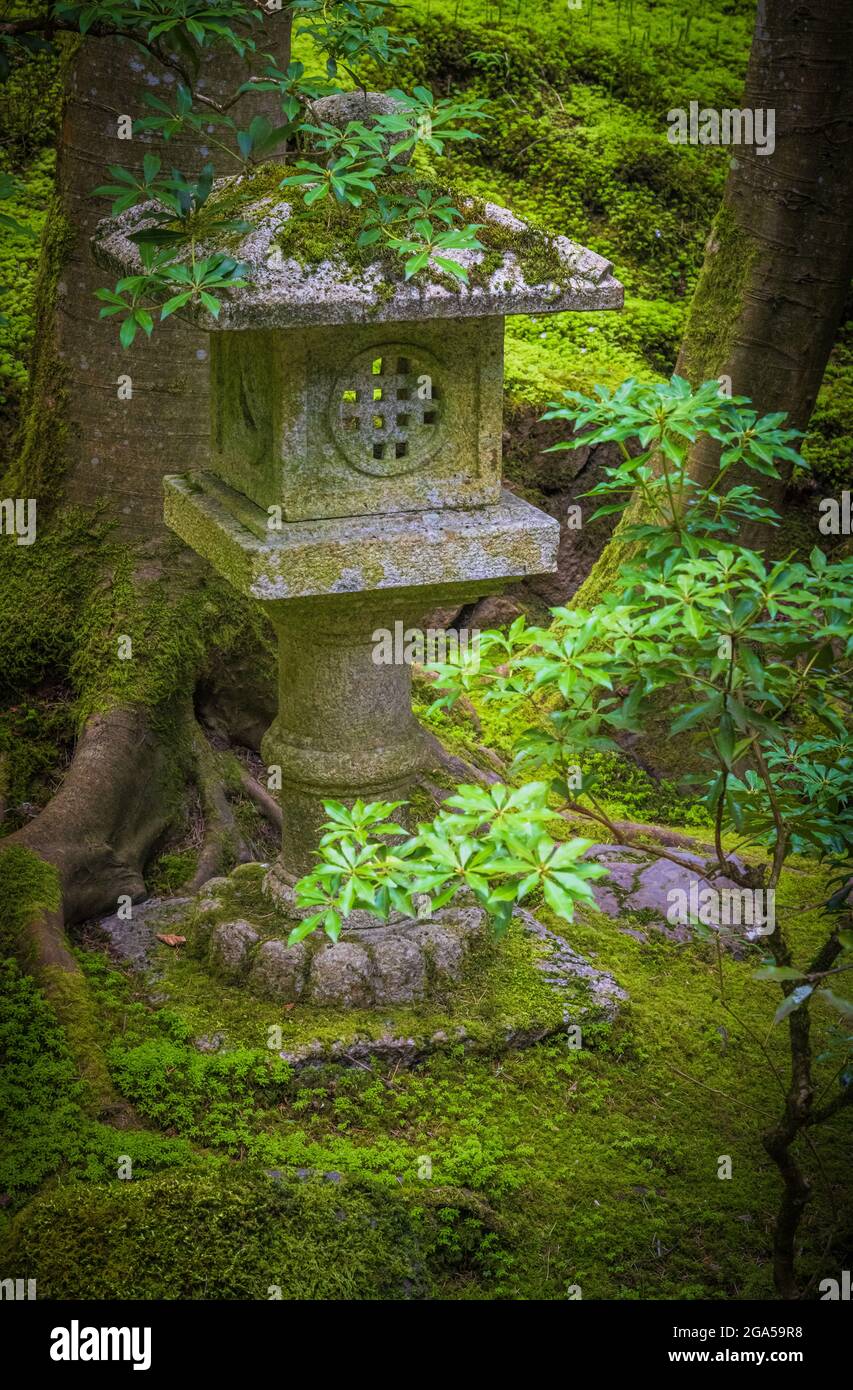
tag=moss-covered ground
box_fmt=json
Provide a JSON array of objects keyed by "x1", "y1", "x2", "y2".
[
  {"x1": 2, "y1": 666, "x2": 851, "y2": 1299},
  {"x1": 2, "y1": 842, "x2": 850, "y2": 1299}
]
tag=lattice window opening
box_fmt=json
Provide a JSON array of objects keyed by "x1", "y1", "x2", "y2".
[{"x1": 338, "y1": 354, "x2": 442, "y2": 466}]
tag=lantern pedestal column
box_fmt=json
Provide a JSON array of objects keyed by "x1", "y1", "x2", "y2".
[{"x1": 261, "y1": 593, "x2": 436, "y2": 878}]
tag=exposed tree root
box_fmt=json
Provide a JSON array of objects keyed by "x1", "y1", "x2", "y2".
[
  {"x1": 0, "y1": 701, "x2": 268, "y2": 1110},
  {"x1": 1, "y1": 703, "x2": 184, "y2": 1116},
  {"x1": 237, "y1": 766, "x2": 283, "y2": 832},
  {"x1": 8, "y1": 883, "x2": 125, "y2": 1119},
  {"x1": 8, "y1": 704, "x2": 179, "y2": 924},
  {"x1": 607, "y1": 820, "x2": 712, "y2": 853},
  {"x1": 421, "y1": 731, "x2": 500, "y2": 788},
  {"x1": 182, "y1": 723, "x2": 251, "y2": 894}
]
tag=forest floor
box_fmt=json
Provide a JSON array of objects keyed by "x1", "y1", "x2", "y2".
[{"x1": 2, "y1": 682, "x2": 851, "y2": 1300}]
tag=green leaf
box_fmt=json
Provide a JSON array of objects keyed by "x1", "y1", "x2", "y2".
[
  {"x1": 773, "y1": 984, "x2": 813, "y2": 1024},
  {"x1": 287, "y1": 914, "x2": 324, "y2": 946},
  {"x1": 816, "y1": 989, "x2": 853, "y2": 1021},
  {"x1": 160, "y1": 292, "x2": 193, "y2": 320},
  {"x1": 403, "y1": 251, "x2": 430, "y2": 279}
]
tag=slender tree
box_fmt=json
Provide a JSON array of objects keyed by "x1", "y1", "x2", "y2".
[
  {"x1": 675, "y1": 0, "x2": 853, "y2": 513},
  {"x1": 576, "y1": 0, "x2": 853, "y2": 609}
]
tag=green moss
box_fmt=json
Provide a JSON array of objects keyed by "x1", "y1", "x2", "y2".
[
  {"x1": 675, "y1": 201, "x2": 760, "y2": 387},
  {"x1": 801, "y1": 318, "x2": 853, "y2": 493},
  {"x1": 3, "y1": 841, "x2": 849, "y2": 1298},
  {"x1": 38, "y1": 964, "x2": 126, "y2": 1114},
  {"x1": 0, "y1": 692, "x2": 75, "y2": 834},
  {"x1": 65, "y1": 537, "x2": 273, "y2": 727},
  {"x1": 371, "y1": 10, "x2": 745, "y2": 398},
  {"x1": 1, "y1": 0, "x2": 850, "y2": 1303},
  {"x1": 570, "y1": 509, "x2": 638, "y2": 609},
  {"x1": 0, "y1": 1165, "x2": 505, "y2": 1299},
  {"x1": 0, "y1": 48, "x2": 61, "y2": 166},
  {"x1": 212, "y1": 164, "x2": 569, "y2": 297},
  {"x1": 0, "y1": 41, "x2": 63, "y2": 464},
  {"x1": 41, "y1": 854, "x2": 849, "y2": 1298},
  {"x1": 0, "y1": 845, "x2": 116, "y2": 1110},
  {"x1": 0, "y1": 957, "x2": 192, "y2": 1221},
  {"x1": 0, "y1": 843, "x2": 59, "y2": 964},
  {"x1": 1, "y1": 191, "x2": 73, "y2": 505},
  {"x1": 0, "y1": 511, "x2": 104, "y2": 700},
  {"x1": 71, "y1": 559, "x2": 206, "y2": 725},
  {"x1": 133, "y1": 870, "x2": 587, "y2": 1064},
  {"x1": 145, "y1": 850, "x2": 198, "y2": 896}
]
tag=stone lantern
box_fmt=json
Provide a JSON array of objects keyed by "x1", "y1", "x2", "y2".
[{"x1": 94, "y1": 193, "x2": 623, "y2": 897}]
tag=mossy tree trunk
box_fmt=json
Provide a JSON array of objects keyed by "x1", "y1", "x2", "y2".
[
  {"x1": 573, "y1": 0, "x2": 853, "y2": 612},
  {"x1": 675, "y1": 0, "x2": 853, "y2": 515},
  {"x1": 0, "y1": 20, "x2": 291, "y2": 1098}
]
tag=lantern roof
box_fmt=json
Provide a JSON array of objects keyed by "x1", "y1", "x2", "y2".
[{"x1": 92, "y1": 183, "x2": 623, "y2": 332}]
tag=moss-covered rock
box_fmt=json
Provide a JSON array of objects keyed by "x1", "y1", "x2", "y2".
[{"x1": 0, "y1": 1165, "x2": 505, "y2": 1299}]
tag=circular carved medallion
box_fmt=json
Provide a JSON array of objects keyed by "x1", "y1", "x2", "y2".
[{"x1": 330, "y1": 344, "x2": 446, "y2": 477}]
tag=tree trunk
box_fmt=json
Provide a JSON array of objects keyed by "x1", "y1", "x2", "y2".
[
  {"x1": 0, "y1": 18, "x2": 291, "y2": 1093},
  {"x1": 571, "y1": 0, "x2": 853, "y2": 611},
  {"x1": 6, "y1": 13, "x2": 293, "y2": 537},
  {"x1": 675, "y1": 0, "x2": 853, "y2": 510}
]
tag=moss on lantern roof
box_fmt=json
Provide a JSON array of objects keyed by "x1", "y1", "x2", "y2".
[
  {"x1": 92, "y1": 166, "x2": 623, "y2": 332},
  {"x1": 207, "y1": 166, "x2": 571, "y2": 290}
]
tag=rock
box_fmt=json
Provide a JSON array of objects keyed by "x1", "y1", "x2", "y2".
[
  {"x1": 98, "y1": 194, "x2": 621, "y2": 335},
  {"x1": 410, "y1": 923, "x2": 465, "y2": 978},
  {"x1": 229, "y1": 862, "x2": 265, "y2": 882},
  {"x1": 275, "y1": 898, "x2": 629, "y2": 1069},
  {"x1": 248, "y1": 939, "x2": 308, "y2": 1002},
  {"x1": 410, "y1": 907, "x2": 482, "y2": 979},
  {"x1": 194, "y1": 1032, "x2": 226, "y2": 1053},
  {"x1": 368, "y1": 933, "x2": 426, "y2": 1004},
  {"x1": 261, "y1": 858, "x2": 297, "y2": 908},
  {"x1": 209, "y1": 920, "x2": 259, "y2": 980},
  {"x1": 421, "y1": 603, "x2": 465, "y2": 631},
  {"x1": 309, "y1": 91, "x2": 412, "y2": 166},
  {"x1": 263, "y1": 859, "x2": 409, "y2": 931},
  {"x1": 515, "y1": 908, "x2": 628, "y2": 1021},
  {"x1": 309, "y1": 941, "x2": 374, "y2": 1008},
  {"x1": 92, "y1": 896, "x2": 190, "y2": 969},
  {"x1": 584, "y1": 844, "x2": 755, "y2": 947},
  {"x1": 201, "y1": 876, "x2": 231, "y2": 896},
  {"x1": 467, "y1": 594, "x2": 524, "y2": 630}
]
